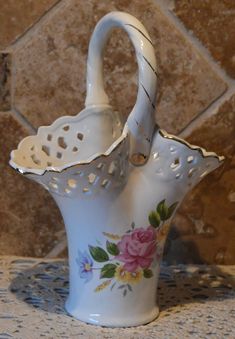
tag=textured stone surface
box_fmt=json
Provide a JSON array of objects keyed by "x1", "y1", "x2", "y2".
[
  {"x1": 165, "y1": 94, "x2": 235, "y2": 265},
  {"x1": 0, "y1": 53, "x2": 11, "y2": 111},
  {"x1": 173, "y1": 0, "x2": 235, "y2": 78},
  {"x1": 0, "y1": 258, "x2": 234, "y2": 338},
  {"x1": 14, "y1": 0, "x2": 226, "y2": 133},
  {"x1": 0, "y1": 113, "x2": 63, "y2": 257},
  {"x1": 0, "y1": 0, "x2": 59, "y2": 49}
]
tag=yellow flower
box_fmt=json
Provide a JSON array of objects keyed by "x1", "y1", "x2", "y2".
[
  {"x1": 127, "y1": 270, "x2": 143, "y2": 284},
  {"x1": 115, "y1": 266, "x2": 143, "y2": 284},
  {"x1": 115, "y1": 266, "x2": 130, "y2": 283}
]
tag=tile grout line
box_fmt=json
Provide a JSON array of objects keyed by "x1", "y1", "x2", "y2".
[
  {"x1": 45, "y1": 236, "x2": 67, "y2": 259},
  {"x1": 11, "y1": 107, "x2": 36, "y2": 134},
  {"x1": 154, "y1": 0, "x2": 235, "y2": 137},
  {"x1": 3, "y1": 0, "x2": 234, "y2": 141},
  {"x1": 9, "y1": 48, "x2": 36, "y2": 134},
  {"x1": 155, "y1": 0, "x2": 235, "y2": 87},
  {"x1": 2, "y1": 1, "x2": 67, "y2": 134},
  {"x1": 4, "y1": 0, "x2": 67, "y2": 52},
  {"x1": 179, "y1": 86, "x2": 235, "y2": 138}
]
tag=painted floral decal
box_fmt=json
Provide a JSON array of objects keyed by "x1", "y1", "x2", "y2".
[
  {"x1": 77, "y1": 200, "x2": 178, "y2": 296},
  {"x1": 76, "y1": 250, "x2": 93, "y2": 283},
  {"x1": 115, "y1": 226, "x2": 156, "y2": 272}
]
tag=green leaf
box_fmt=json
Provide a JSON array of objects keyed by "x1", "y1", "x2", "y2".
[
  {"x1": 148, "y1": 211, "x2": 161, "y2": 228},
  {"x1": 100, "y1": 264, "x2": 117, "y2": 278},
  {"x1": 157, "y1": 200, "x2": 169, "y2": 221},
  {"x1": 89, "y1": 245, "x2": 109, "y2": 262},
  {"x1": 106, "y1": 241, "x2": 120, "y2": 256},
  {"x1": 167, "y1": 202, "x2": 178, "y2": 219},
  {"x1": 143, "y1": 268, "x2": 153, "y2": 278}
]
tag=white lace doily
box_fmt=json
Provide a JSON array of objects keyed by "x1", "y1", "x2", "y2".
[{"x1": 0, "y1": 257, "x2": 234, "y2": 338}]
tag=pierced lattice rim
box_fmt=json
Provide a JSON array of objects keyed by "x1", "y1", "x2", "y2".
[
  {"x1": 9, "y1": 123, "x2": 224, "y2": 177},
  {"x1": 159, "y1": 129, "x2": 225, "y2": 163},
  {"x1": 9, "y1": 120, "x2": 129, "y2": 176}
]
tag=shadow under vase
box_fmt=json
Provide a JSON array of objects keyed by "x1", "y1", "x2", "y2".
[{"x1": 8, "y1": 259, "x2": 235, "y2": 323}]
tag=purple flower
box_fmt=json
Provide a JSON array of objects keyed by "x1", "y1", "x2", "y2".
[{"x1": 76, "y1": 250, "x2": 93, "y2": 283}]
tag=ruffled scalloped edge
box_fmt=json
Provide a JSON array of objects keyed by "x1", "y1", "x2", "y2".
[{"x1": 9, "y1": 122, "x2": 224, "y2": 176}]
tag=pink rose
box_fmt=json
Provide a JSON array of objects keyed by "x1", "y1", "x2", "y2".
[{"x1": 115, "y1": 226, "x2": 157, "y2": 272}]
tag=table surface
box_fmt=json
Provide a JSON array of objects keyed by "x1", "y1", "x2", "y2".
[{"x1": 0, "y1": 257, "x2": 234, "y2": 339}]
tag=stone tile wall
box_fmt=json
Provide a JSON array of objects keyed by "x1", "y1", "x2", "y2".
[{"x1": 0, "y1": 0, "x2": 234, "y2": 263}]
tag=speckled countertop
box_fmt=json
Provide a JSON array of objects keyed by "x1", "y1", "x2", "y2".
[{"x1": 0, "y1": 257, "x2": 234, "y2": 338}]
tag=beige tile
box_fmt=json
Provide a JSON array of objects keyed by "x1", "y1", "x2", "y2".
[
  {"x1": 0, "y1": 112, "x2": 64, "y2": 257},
  {"x1": 0, "y1": 53, "x2": 11, "y2": 111},
  {"x1": 165, "y1": 94, "x2": 235, "y2": 264},
  {"x1": 0, "y1": 0, "x2": 59, "y2": 49},
  {"x1": 14, "y1": 0, "x2": 226, "y2": 133},
  {"x1": 174, "y1": 0, "x2": 235, "y2": 78}
]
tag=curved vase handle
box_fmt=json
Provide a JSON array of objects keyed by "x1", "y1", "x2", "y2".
[{"x1": 85, "y1": 11, "x2": 157, "y2": 164}]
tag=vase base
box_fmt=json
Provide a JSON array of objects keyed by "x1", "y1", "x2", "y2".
[{"x1": 65, "y1": 301, "x2": 159, "y2": 327}]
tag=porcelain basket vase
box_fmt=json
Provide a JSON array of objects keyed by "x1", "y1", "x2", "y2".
[{"x1": 9, "y1": 12, "x2": 224, "y2": 327}]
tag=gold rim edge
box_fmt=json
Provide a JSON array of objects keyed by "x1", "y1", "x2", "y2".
[
  {"x1": 9, "y1": 127, "x2": 225, "y2": 177},
  {"x1": 159, "y1": 129, "x2": 225, "y2": 163},
  {"x1": 9, "y1": 131, "x2": 129, "y2": 177}
]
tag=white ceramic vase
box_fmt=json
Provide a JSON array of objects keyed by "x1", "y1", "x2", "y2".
[{"x1": 9, "y1": 12, "x2": 224, "y2": 327}]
